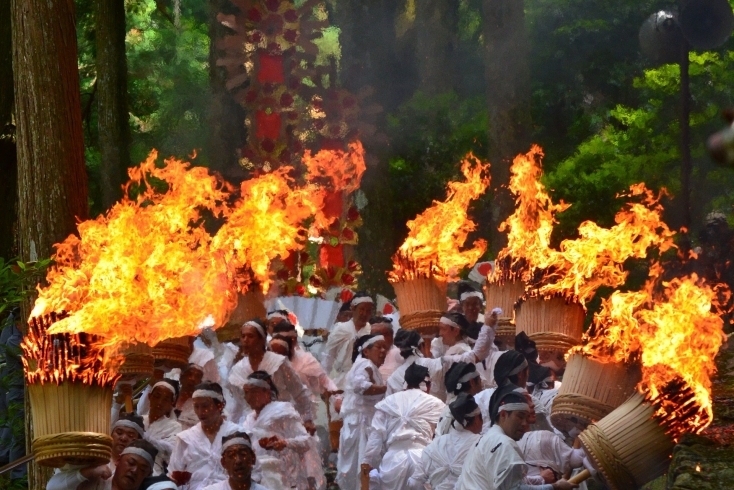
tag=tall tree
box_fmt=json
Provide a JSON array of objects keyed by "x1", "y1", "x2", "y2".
[
  {"x1": 415, "y1": 0, "x2": 459, "y2": 94},
  {"x1": 0, "y1": 0, "x2": 16, "y2": 260},
  {"x1": 96, "y1": 0, "x2": 131, "y2": 209},
  {"x1": 481, "y1": 0, "x2": 531, "y2": 253}
]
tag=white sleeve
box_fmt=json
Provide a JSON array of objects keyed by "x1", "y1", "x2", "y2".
[
  {"x1": 441, "y1": 324, "x2": 496, "y2": 370},
  {"x1": 276, "y1": 362, "x2": 315, "y2": 422},
  {"x1": 167, "y1": 436, "x2": 187, "y2": 474},
  {"x1": 46, "y1": 469, "x2": 87, "y2": 490},
  {"x1": 362, "y1": 409, "x2": 388, "y2": 468},
  {"x1": 351, "y1": 364, "x2": 376, "y2": 394}
]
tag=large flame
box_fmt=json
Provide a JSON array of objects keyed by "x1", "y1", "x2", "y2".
[
  {"x1": 495, "y1": 146, "x2": 674, "y2": 306},
  {"x1": 32, "y1": 151, "x2": 237, "y2": 349},
  {"x1": 212, "y1": 167, "x2": 328, "y2": 293},
  {"x1": 388, "y1": 154, "x2": 489, "y2": 282},
  {"x1": 495, "y1": 145, "x2": 569, "y2": 281},
  {"x1": 577, "y1": 268, "x2": 727, "y2": 434},
  {"x1": 303, "y1": 140, "x2": 367, "y2": 194}
]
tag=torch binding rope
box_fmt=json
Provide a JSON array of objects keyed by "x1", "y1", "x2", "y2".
[
  {"x1": 33, "y1": 432, "x2": 112, "y2": 468},
  {"x1": 578, "y1": 423, "x2": 637, "y2": 490},
  {"x1": 495, "y1": 318, "x2": 516, "y2": 346},
  {"x1": 152, "y1": 337, "x2": 192, "y2": 369},
  {"x1": 119, "y1": 351, "x2": 155, "y2": 377},
  {"x1": 525, "y1": 332, "x2": 580, "y2": 353},
  {"x1": 551, "y1": 393, "x2": 617, "y2": 428},
  {"x1": 399, "y1": 310, "x2": 443, "y2": 335}
]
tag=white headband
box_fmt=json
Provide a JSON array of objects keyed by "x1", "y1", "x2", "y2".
[
  {"x1": 243, "y1": 378, "x2": 272, "y2": 390},
  {"x1": 267, "y1": 311, "x2": 288, "y2": 320},
  {"x1": 359, "y1": 335, "x2": 384, "y2": 352},
  {"x1": 498, "y1": 402, "x2": 530, "y2": 413},
  {"x1": 120, "y1": 447, "x2": 155, "y2": 467},
  {"x1": 270, "y1": 338, "x2": 290, "y2": 350},
  {"x1": 112, "y1": 419, "x2": 144, "y2": 438},
  {"x1": 455, "y1": 371, "x2": 480, "y2": 391},
  {"x1": 439, "y1": 316, "x2": 460, "y2": 329},
  {"x1": 461, "y1": 406, "x2": 482, "y2": 426},
  {"x1": 351, "y1": 296, "x2": 374, "y2": 306},
  {"x1": 460, "y1": 291, "x2": 484, "y2": 301},
  {"x1": 507, "y1": 358, "x2": 529, "y2": 377},
  {"x1": 221, "y1": 437, "x2": 253, "y2": 453},
  {"x1": 192, "y1": 389, "x2": 224, "y2": 402},
  {"x1": 145, "y1": 482, "x2": 178, "y2": 490},
  {"x1": 243, "y1": 320, "x2": 266, "y2": 339},
  {"x1": 152, "y1": 381, "x2": 177, "y2": 398}
]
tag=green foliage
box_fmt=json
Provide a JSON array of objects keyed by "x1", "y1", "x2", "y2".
[
  {"x1": 544, "y1": 47, "x2": 734, "y2": 239},
  {"x1": 0, "y1": 257, "x2": 51, "y2": 319},
  {"x1": 386, "y1": 91, "x2": 488, "y2": 233}
]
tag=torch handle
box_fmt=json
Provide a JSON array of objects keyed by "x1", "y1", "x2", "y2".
[
  {"x1": 568, "y1": 469, "x2": 591, "y2": 484},
  {"x1": 125, "y1": 394, "x2": 133, "y2": 413},
  {"x1": 360, "y1": 464, "x2": 370, "y2": 490}
]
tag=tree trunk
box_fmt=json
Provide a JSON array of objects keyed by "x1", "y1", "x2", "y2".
[
  {"x1": 96, "y1": 0, "x2": 131, "y2": 210},
  {"x1": 0, "y1": 0, "x2": 17, "y2": 260},
  {"x1": 12, "y1": 0, "x2": 88, "y2": 483},
  {"x1": 415, "y1": 0, "x2": 458, "y2": 95},
  {"x1": 207, "y1": 0, "x2": 247, "y2": 184},
  {"x1": 481, "y1": 0, "x2": 531, "y2": 253}
]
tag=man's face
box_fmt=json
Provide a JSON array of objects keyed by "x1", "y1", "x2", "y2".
[
  {"x1": 438, "y1": 322, "x2": 460, "y2": 345},
  {"x1": 111, "y1": 427, "x2": 140, "y2": 457},
  {"x1": 113, "y1": 453, "x2": 151, "y2": 490},
  {"x1": 352, "y1": 303, "x2": 374, "y2": 326},
  {"x1": 269, "y1": 340, "x2": 289, "y2": 357},
  {"x1": 243, "y1": 385, "x2": 271, "y2": 412},
  {"x1": 370, "y1": 324, "x2": 394, "y2": 346},
  {"x1": 363, "y1": 340, "x2": 388, "y2": 367},
  {"x1": 462, "y1": 297, "x2": 482, "y2": 322},
  {"x1": 148, "y1": 386, "x2": 175, "y2": 421},
  {"x1": 221, "y1": 446, "x2": 255, "y2": 483},
  {"x1": 180, "y1": 368, "x2": 203, "y2": 391},
  {"x1": 501, "y1": 409, "x2": 530, "y2": 441},
  {"x1": 193, "y1": 397, "x2": 222, "y2": 424},
  {"x1": 240, "y1": 326, "x2": 264, "y2": 355}
]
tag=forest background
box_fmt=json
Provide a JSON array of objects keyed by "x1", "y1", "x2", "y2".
[{"x1": 3, "y1": 0, "x2": 734, "y2": 294}]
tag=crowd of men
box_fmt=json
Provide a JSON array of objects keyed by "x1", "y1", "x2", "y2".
[{"x1": 45, "y1": 283, "x2": 596, "y2": 490}]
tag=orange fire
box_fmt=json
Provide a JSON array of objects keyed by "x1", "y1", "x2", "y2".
[
  {"x1": 577, "y1": 268, "x2": 727, "y2": 434},
  {"x1": 211, "y1": 167, "x2": 328, "y2": 293},
  {"x1": 303, "y1": 140, "x2": 366, "y2": 194},
  {"x1": 33, "y1": 151, "x2": 237, "y2": 351},
  {"x1": 495, "y1": 146, "x2": 674, "y2": 306},
  {"x1": 22, "y1": 313, "x2": 119, "y2": 386},
  {"x1": 495, "y1": 145, "x2": 569, "y2": 281},
  {"x1": 388, "y1": 154, "x2": 490, "y2": 282}
]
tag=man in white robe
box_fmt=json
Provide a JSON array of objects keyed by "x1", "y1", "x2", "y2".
[
  {"x1": 227, "y1": 319, "x2": 314, "y2": 429},
  {"x1": 168, "y1": 382, "x2": 242, "y2": 489},
  {"x1": 46, "y1": 413, "x2": 146, "y2": 490},
  {"x1": 434, "y1": 361, "x2": 484, "y2": 436},
  {"x1": 362, "y1": 363, "x2": 445, "y2": 490},
  {"x1": 408, "y1": 393, "x2": 482, "y2": 490},
  {"x1": 371, "y1": 317, "x2": 403, "y2": 380},
  {"x1": 321, "y1": 293, "x2": 374, "y2": 389},
  {"x1": 201, "y1": 431, "x2": 270, "y2": 490},
  {"x1": 455, "y1": 389, "x2": 578, "y2": 490},
  {"x1": 141, "y1": 379, "x2": 183, "y2": 475}
]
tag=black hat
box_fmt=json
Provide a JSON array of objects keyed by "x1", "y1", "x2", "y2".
[
  {"x1": 515, "y1": 331, "x2": 538, "y2": 362},
  {"x1": 445, "y1": 362, "x2": 479, "y2": 395},
  {"x1": 404, "y1": 362, "x2": 430, "y2": 388},
  {"x1": 493, "y1": 350, "x2": 528, "y2": 388},
  {"x1": 449, "y1": 393, "x2": 481, "y2": 427},
  {"x1": 488, "y1": 385, "x2": 529, "y2": 425}
]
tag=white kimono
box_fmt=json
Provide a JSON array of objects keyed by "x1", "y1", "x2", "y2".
[
  {"x1": 143, "y1": 414, "x2": 182, "y2": 475},
  {"x1": 46, "y1": 462, "x2": 114, "y2": 490},
  {"x1": 387, "y1": 324, "x2": 498, "y2": 403},
  {"x1": 518, "y1": 430, "x2": 579, "y2": 480},
  {"x1": 378, "y1": 345, "x2": 404, "y2": 381},
  {"x1": 321, "y1": 320, "x2": 371, "y2": 389},
  {"x1": 290, "y1": 348, "x2": 338, "y2": 414},
  {"x1": 228, "y1": 351, "x2": 314, "y2": 424},
  {"x1": 189, "y1": 338, "x2": 222, "y2": 383},
  {"x1": 408, "y1": 423, "x2": 481, "y2": 490},
  {"x1": 362, "y1": 389, "x2": 445, "y2": 489},
  {"x1": 455, "y1": 424, "x2": 542, "y2": 490},
  {"x1": 336, "y1": 356, "x2": 384, "y2": 490},
  {"x1": 202, "y1": 481, "x2": 270, "y2": 490},
  {"x1": 430, "y1": 338, "x2": 471, "y2": 358},
  {"x1": 243, "y1": 401, "x2": 324, "y2": 490},
  {"x1": 168, "y1": 419, "x2": 241, "y2": 490},
  {"x1": 477, "y1": 350, "x2": 505, "y2": 389}
]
